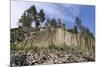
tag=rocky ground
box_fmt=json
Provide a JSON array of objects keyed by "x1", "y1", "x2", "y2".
[
  {"x1": 10, "y1": 27, "x2": 36, "y2": 44},
  {"x1": 10, "y1": 49, "x2": 95, "y2": 67}
]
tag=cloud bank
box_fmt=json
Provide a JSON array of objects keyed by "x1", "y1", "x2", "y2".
[{"x1": 11, "y1": 1, "x2": 80, "y2": 28}]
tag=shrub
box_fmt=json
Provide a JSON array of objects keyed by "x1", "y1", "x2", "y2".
[{"x1": 48, "y1": 43, "x2": 74, "y2": 51}]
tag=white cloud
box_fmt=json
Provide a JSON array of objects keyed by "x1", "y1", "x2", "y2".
[
  {"x1": 34, "y1": 3, "x2": 80, "y2": 23},
  {"x1": 11, "y1": 1, "x2": 80, "y2": 28}
]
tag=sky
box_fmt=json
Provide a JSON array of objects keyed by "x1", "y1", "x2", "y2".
[{"x1": 11, "y1": 1, "x2": 95, "y2": 35}]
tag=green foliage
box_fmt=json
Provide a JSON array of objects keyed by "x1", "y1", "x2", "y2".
[
  {"x1": 27, "y1": 5, "x2": 37, "y2": 16},
  {"x1": 18, "y1": 5, "x2": 45, "y2": 28},
  {"x1": 19, "y1": 12, "x2": 32, "y2": 27},
  {"x1": 45, "y1": 18, "x2": 66, "y2": 29},
  {"x1": 26, "y1": 45, "x2": 41, "y2": 52},
  {"x1": 11, "y1": 44, "x2": 16, "y2": 50},
  {"x1": 11, "y1": 44, "x2": 23, "y2": 51},
  {"x1": 39, "y1": 9, "x2": 45, "y2": 23},
  {"x1": 75, "y1": 17, "x2": 82, "y2": 32},
  {"x1": 11, "y1": 44, "x2": 41, "y2": 52},
  {"x1": 81, "y1": 26, "x2": 95, "y2": 39},
  {"x1": 73, "y1": 25, "x2": 78, "y2": 33},
  {"x1": 48, "y1": 43, "x2": 56, "y2": 50},
  {"x1": 67, "y1": 16, "x2": 95, "y2": 39},
  {"x1": 50, "y1": 18, "x2": 58, "y2": 27},
  {"x1": 68, "y1": 26, "x2": 78, "y2": 34},
  {"x1": 35, "y1": 21, "x2": 40, "y2": 28},
  {"x1": 89, "y1": 32, "x2": 95, "y2": 39},
  {"x1": 34, "y1": 9, "x2": 45, "y2": 28},
  {"x1": 60, "y1": 44, "x2": 73, "y2": 50},
  {"x1": 11, "y1": 43, "x2": 75, "y2": 52},
  {"x1": 48, "y1": 43, "x2": 74, "y2": 50},
  {"x1": 45, "y1": 19, "x2": 50, "y2": 26},
  {"x1": 58, "y1": 19, "x2": 62, "y2": 26},
  {"x1": 45, "y1": 18, "x2": 57, "y2": 27}
]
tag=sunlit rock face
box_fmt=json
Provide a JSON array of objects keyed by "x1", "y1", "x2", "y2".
[
  {"x1": 15, "y1": 27, "x2": 95, "y2": 53},
  {"x1": 10, "y1": 27, "x2": 95, "y2": 67}
]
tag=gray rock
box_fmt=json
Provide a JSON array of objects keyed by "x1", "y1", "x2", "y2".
[{"x1": 10, "y1": 49, "x2": 95, "y2": 66}]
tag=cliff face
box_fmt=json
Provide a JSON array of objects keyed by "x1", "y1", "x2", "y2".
[
  {"x1": 11, "y1": 27, "x2": 95, "y2": 66},
  {"x1": 54, "y1": 28, "x2": 95, "y2": 53},
  {"x1": 17, "y1": 27, "x2": 95, "y2": 53}
]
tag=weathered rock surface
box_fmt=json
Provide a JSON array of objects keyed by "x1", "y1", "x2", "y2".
[
  {"x1": 10, "y1": 27, "x2": 95, "y2": 67},
  {"x1": 16, "y1": 27, "x2": 95, "y2": 53},
  {"x1": 10, "y1": 49, "x2": 95, "y2": 67},
  {"x1": 10, "y1": 27, "x2": 35, "y2": 44}
]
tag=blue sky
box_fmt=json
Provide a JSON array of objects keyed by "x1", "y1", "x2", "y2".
[{"x1": 11, "y1": 1, "x2": 95, "y2": 35}]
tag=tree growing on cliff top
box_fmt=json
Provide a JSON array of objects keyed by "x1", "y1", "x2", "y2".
[
  {"x1": 45, "y1": 18, "x2": 58, "y2": 27},
  {"x1": 18, "y1": 5, "x2": 45, "y2": 28},
  {"x1": 75, "y1": 17, "x2": 83, "y2": 32},
  {"x1": 18, "y1": 12, "x2": 32, "y2": 27},
  {"x1": 45, "y1": 18, "x2": 66, "y2": 29},
  {"x1": 75, "y1": 17, "x2": 94, "y2": 39}
]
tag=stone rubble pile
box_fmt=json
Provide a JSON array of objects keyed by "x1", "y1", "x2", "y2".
[{"x1": 10, "y1": 49, "x2": 95, "y2": 67}]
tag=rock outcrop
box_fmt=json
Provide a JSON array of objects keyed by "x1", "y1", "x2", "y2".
[
  {"x1": 10, "y1": 27, "x2": 35, "y2": 44},
  {"x1": 17, "y1": 27, "x2": 95, "y2": 53},
  {"x1": 10, "y1": 27, "x2": 95, "y2": 67}
]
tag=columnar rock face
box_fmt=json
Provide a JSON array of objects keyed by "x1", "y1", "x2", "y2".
[
  {"x1": 17, "y1": 27, "x2": 95, "y2": 53},
  {"x1": 50, "y1": 28, "x2": 95, "y2": 53}
]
